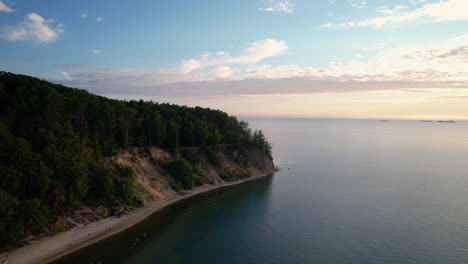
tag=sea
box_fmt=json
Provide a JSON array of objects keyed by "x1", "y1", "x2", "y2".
[{"x1": 55, "y1": 118, "x2": 468, "y2": 264}]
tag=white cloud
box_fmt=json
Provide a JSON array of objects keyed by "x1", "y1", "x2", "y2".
[
  {"x1": 57, "y1": 23, "x2": 65, "y2": 33},
  {"x1": 80, "y1": 13, "x2": 88, "y2": 19},
  {"x1": 258, "y1": 0, "x2": 294, "y2": 13},
  {"x1": 376, "y1": 5, "x2": 408, "y2": 15},
  {"x1": 0, "y1": 1, "x2": 14, "y2": 12},
  {"x1": 2, "y1": 13, "x2": 62, "y2": 43},
  {"x1": 200, "y1": 36, "x2": 468, "y2": 82},
  {"x1": 96, "y1": 17, "x2": 103, "y2": 22},
  {"x1": 323, "y1": 0, "x2": 468, "y2": 28},
  {"x1": 91, "y1": 50, "x2": 102, "y2": 54},
  {"x1": 316, "y1": 43, "x2": 468, "y2": 82},
  {"x1": 347, "y1": 0, "x2": 367, "y2": 9},
  {"x1": 181, "y1": 39, "x2": 288, "y2": 73},
  {"x1": 410, "y1": 0, "x2": 429, "y2": 4},
  {"x1": 52, "y1": 34, "x2": 468, "y2": 97},
  {"x1": 209, "y1": 67, "x2": 237, "y2": 79}
]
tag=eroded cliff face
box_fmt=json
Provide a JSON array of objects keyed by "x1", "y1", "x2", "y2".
[
  {"x1": 107, "y1": 144, "x2": 275, "y2": 205},
  {"x1": 46, "y1": 145, "x2": 274, "y2": 231}
]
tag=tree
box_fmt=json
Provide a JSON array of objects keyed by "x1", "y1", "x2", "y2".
[
  {"x1": 117, "y1": 166, "x2": 136, "y2": 203},
  {"x1": 168, "y1": 159, "x2": 201, "y2": 189},
  {"x1": 89, "y1": 162, "x2": 115, "y2": 203},
  {"x1": 167, "y1": 120, "x2": 180, "y2": 150}
]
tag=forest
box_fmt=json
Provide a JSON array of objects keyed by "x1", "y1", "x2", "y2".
[{"x1": 0, "y1": 71, "x2": 272, "y2": 250}]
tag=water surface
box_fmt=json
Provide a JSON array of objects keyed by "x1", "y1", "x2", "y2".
[{"x1": 57, "y1": 118, "x2": 468, "y2": 264}]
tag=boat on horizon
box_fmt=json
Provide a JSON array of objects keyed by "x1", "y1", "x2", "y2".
[{"x1": 437, "y1": 120, "x2": 455, "y2": 123}]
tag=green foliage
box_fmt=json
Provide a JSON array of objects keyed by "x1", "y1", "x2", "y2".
[
  {"x1": 209, "y1": 129, "x2": 223, "y2": 145},
  {"x1": 0, "y1": 71, "x2": 273, "y2": 249},
  {"x1": 193, "y1": 165, "x2": 212, "y2": 184},
  {"x1": 252, "y1": 130, "x2": 273, "y2": 158},
  {"x1": 0, "y1": 71, "x2": 271, "y2": 153},
  {"x1": 167, "y1": 120, "x2": 180, "y2": 150},
  {"x1": 18, "y1": 199, "x2": 49, "y2": 234},
  {"x1": 168, "y1": 159, "x2": 205, "y2": 190},
  {"x1": 0, "y1": 190, "x2": 21, "y2": 247},
  {"x1": 220, "y1": 167, "x2": 236, "y2": 181},
  {"x1": 88, "y1": 161, "x2": 116, "y2": 203},
  {"x1": 219, "y1": 167, "x2": 251, "y2": 181},
  {"x1": 116, "y1": 166, "x2": 137, "y2": 204}
]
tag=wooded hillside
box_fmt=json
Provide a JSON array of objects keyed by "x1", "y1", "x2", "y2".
[{"x1": 0, "y1": 72, "x2": 272, "y2": 250}]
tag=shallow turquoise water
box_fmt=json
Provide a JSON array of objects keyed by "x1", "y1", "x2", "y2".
[{"x1": 56, "y1": 118, "x2": 468, "y2": 264}]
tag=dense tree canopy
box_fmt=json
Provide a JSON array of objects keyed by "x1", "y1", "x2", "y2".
[{"x1": 0, "y1": 71, "x2": 272, "y2": 249}]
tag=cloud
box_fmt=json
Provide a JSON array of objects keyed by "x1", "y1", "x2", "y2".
[
  {"x1": 0, "y1": 1, "x2": 14, "y2": 12},
  {"x1": 312, "y1": 35, "x2": 468, "y2": 82},
  {"x1": 2, "y1": 13, "x2": 62, "y2": 43},
  {"x1": 410, "y1": 0, "x2": 429, "y2": 4},
  {"x1": 258, "y1": 0, "x2": 294, "y2": 13},
  {"x1": 188, "y1": 34, "x2": 468, "y2": 83},
  {"x1": 50, "y1": 34, "x2": 468, "y2": 97},
  {"x1": 51, "y1": 66, "x2": 200, "y2": 95},
  {"x1": 96, "y1": 17, "x2": 103, "y2": 22},
  {"x1": 52, "y1": 66, "x2": 468, "y2": 97},
  {"x1": 431, "y1": 95, "x2": 468, "y2": 100},
  {"x1": 91, "y1": 50, "x2": 102, "y2": 54},
  {"x1": 376, "y1": 5, "x2": 407, "y2": 15},
  {"x1": 323, "y1": 0, "x2": 468, "y2": 28},
  {"x1": 347, "y1": 0, "x2": 367, "y2": 9},
  {"x1": 181, "y1": 39, "x2": 288, "y2": 73},
  {"x1": 57, "y1": 23, "x2": 65, "y2": 33},
  {"x1": 80, "y1": 13, "x2": 88, "y2": 19}
]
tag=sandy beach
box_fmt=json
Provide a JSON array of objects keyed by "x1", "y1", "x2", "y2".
[{"x1": 0, "y1": 172, "x2": 273, "y2": 264}]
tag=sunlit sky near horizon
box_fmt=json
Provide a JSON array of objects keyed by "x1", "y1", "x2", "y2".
[{"x1": 1, "y1": 0, "x2": 468, "y2": 119}]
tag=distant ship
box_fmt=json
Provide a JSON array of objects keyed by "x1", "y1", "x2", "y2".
[
  {"x1": 420, "y1": 120, "x2": 433, "y2": 122},
  {"x1": 379, "y1": 120, "x2": 390, "y2": 122},
  {"x1": 437, "y1": 120, "x2": 455, "y2": 123}
]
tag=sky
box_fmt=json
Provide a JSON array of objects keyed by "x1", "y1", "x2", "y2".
[{"x1": 1, "y1": 0, "x2": 468, "y2": 120}]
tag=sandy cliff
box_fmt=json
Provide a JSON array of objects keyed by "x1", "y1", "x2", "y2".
[{"x1": 0, "y1": 144, "x2": 275, "y2": 264}]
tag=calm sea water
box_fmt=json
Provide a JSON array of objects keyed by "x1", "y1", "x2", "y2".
[{"x1": 56, "y1": 118, "x2": 468, "y2": 264}]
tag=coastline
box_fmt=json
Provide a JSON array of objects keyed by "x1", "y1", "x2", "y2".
[{"x1": 0, "y1": 171, "x2": 274, "y2": 264}]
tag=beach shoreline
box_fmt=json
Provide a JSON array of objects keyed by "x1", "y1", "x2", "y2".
[{"x1": 0, "y1": 171, "x2": 274, "y2": 264}]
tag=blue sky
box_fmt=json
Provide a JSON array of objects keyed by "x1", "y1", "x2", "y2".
[{"x1": 1, "y1": 0, "x2": 468, "y2": 119}]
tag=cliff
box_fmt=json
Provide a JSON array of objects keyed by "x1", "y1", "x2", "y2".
[
  {"x1": 0, "y1": 145, "x2": 274, "y2": 264},
  {"x1": 111, "y1": 144, "x2": 274, "y2": 203},
  {"x1": 57, "y1": 144, "x2": 275, "y2": 224}
]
